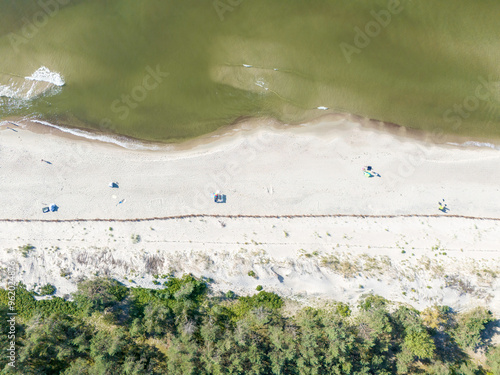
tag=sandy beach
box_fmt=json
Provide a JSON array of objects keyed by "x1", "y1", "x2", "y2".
[{"x1": 1, "y1": 116, "x2": 499, "y2": 313}]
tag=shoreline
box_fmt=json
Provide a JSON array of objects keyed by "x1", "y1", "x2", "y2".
[{"x1": 3, "y1": 112, "x2": 500, "y2": 153}]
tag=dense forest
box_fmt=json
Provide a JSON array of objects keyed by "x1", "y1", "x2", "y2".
[{"x1": 0, "y1": 275, "x2": 499, "y2": 374}]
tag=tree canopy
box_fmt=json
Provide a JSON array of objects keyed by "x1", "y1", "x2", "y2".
[{"x1": 0, "y1": 277, "x2": 497, "y2": 374}]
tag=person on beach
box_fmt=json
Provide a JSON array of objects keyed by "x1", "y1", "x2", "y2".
[
  {"x1": 438, "y1": 199, "x2": 448, "y2": 212},
  {"x1": 362, "y1": 166, "x2": 374, "y2": 177}
]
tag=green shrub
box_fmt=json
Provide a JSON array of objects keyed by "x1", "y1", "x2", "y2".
[
  {"x1": 169, "y1": 275, "x2": 207, "y2": 301},
  {"x1": 19, "y1": 244, "x2": 35, "y2": 257},
  {"x1": 231, "y1": 291, "x2": 283, "y2": 318},
  {"x1": 336, "y1": 302, "x2": 351, "y2": 317},
  {"x1": 39, "y1": 284, "x2": 56, "y2": 296},
  {"x1": 73, "y1": 278, "x2": 128, "y2": 315},
  {"x1": 358, "y1": 294, "x2": 388, "y2": 311},
  {"x1": 35, "y1": 297, "x2": 79, "y2": 317},
  {"x1": 131, "y1": 274, "x2": 207, "y2": 316},
  {"x1": 404, "y1": 330, "x2": 435, "y2": 359},
  {"x1": 453, "y1": 306, "x2": 493, "y2": 349},
  {"x1": 487, "y1": 345, "x2": 500, "y2": 375},
  {"x1": 256, "y1": 285, "x2": 263, "y2": 291},
  {"x1": 110, "y1": 287, "x2": 128, "y2": 302},
  {"x1": 131, "y1": 288, "x2": 170, "y2": 312},
  {"x1": 0, "y1": 283, "x2": 36, "y2": 318}
]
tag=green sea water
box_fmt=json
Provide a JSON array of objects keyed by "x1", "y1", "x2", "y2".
[{"x1": 1, "y1": 0, "x2": 500, "y2": 142}]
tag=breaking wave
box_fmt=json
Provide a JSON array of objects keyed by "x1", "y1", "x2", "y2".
[
  {"x1": 31, "y1": 119, "x2": 161, "y2": 150},
  {"x1": 447, "y1": 141, "x2": 500, "y2": 151},
  {"x1": 25, "y1": 66, "x2": 65, "y2": 86},
  {"x1": 0, "y1": 66, "x2": 64, "y2": 100}
]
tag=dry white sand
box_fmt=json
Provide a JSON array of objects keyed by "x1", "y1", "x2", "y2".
[{"x1": 0, "y1": 116, "x2": 499, "y2": 313}]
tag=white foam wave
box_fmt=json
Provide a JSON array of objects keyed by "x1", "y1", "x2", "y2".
[
  {"x1": 0, "y1": 84, "x2": 20, "y2": 98},
  {"x1": 31, "y1": 119, "x2": 161, "y2": 151},
  {"x1": 25, "y1": 66, "x2": 65, "y2": 86},
  {"x1": 0, "y1": 66, "x2": 64, "y2": 100},
  {"x1": 447, "y1": 141, "x2": 500, "y2": 151}
]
